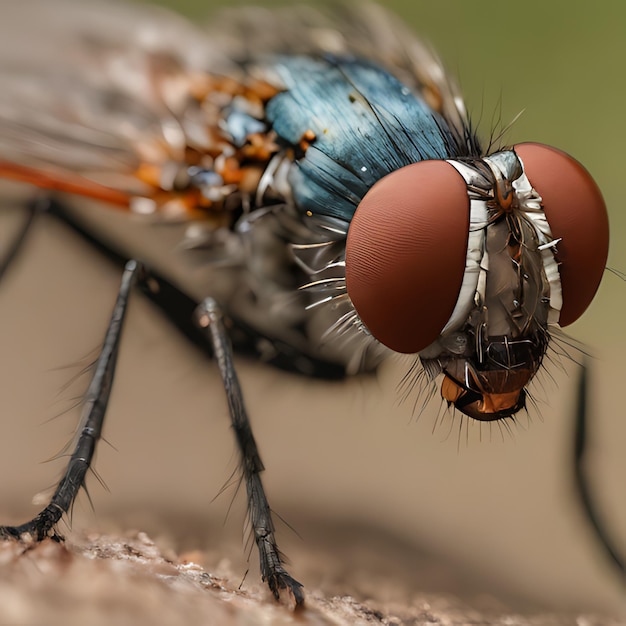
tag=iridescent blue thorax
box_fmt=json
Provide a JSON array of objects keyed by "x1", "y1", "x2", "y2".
[{"x1": 265, "y1": 56, "x2": 464, "y2": 221}]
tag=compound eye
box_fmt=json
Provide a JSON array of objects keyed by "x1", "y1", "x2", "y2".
[
  {"x1": 515, "y1": 142, "x2": 609, "y2": 326},
  {"x1": 345, "y1": 160, "x2": 469, "y2": 354}
]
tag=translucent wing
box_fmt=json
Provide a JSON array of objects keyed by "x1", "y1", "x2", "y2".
[{"x1": 0, "y1": 0, "x2": 236, "y2": 208}]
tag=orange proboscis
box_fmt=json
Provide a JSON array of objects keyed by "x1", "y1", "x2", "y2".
[
  {"x1": 0, "y1": 161, "x2": 131, "y2": 208},
  {"x1": 441, "y1": 372, "x2": 525, "y2": 417}
]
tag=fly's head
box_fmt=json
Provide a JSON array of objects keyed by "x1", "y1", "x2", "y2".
[
  {"x1": 345, "y1": 143, "x2": 609, "y2": 421},
  {"x1": 418, "y1": 196, "x2": 553, "y2": 421}
]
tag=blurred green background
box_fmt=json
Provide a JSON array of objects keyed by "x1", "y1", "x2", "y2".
[{"x1": 0, "y1": 0, "x2": 623, "y2": 619}]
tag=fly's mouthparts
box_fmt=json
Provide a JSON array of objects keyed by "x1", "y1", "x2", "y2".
[
  {"x1": 441, "y1": 374, "x2": 527, "y2": 420},
  {"x1": 437, "y1": 333, "x2": 548, "y2": 420}
]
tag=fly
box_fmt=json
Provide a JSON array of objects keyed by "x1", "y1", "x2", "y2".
[{"x1": 0, "y1": 0, "x2": 618, "y2": 606}]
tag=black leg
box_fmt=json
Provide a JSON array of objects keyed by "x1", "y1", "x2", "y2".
[
  {"x1": 573, "y1": 358, "x2": 625, "y2": 577},
  {"x1": 0, "y1": 260, "x2": 139, "y2": 541},
  {"x1": 194, "y1": 297, "x2": 305, "y2": 607}
]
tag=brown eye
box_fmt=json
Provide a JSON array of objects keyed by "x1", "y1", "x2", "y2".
[
  {"x1": 515, "y1": 142, "x2": 609, "y2": 326},
  {"x1": 345, "y1": 160, "x2": 469, "y2": 353}
]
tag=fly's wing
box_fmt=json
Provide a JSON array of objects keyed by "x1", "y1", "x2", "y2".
[
  {"x1": 0, "y1": 1, "x2": 261, "y2": 350},
  {"x1": 0, "y1": 0, "x2": 239, "y2": 213}
]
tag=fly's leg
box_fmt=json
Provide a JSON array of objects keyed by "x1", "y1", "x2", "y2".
[
  {"x1": 194, "y1": 297, "x2": 305, "y2": 607},
  {"x1": 573, "y1": 359, "x2": 625, "y2": 576},
  {"x1": 0, "y1": 260, "x2": 139, "y2": 541}
]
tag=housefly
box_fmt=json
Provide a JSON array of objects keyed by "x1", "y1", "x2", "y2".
[{"x1": 0, "y1": 0, "x2": 615, "y2": 605}]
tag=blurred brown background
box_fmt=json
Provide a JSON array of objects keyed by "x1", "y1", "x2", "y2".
[{"x1": 0, "y1": 0, "x2": 624, "y2": 619}]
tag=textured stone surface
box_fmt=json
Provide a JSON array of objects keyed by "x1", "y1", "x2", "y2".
[{"x1": 0, "y1": 530, "x2": 620, "y2": 626}]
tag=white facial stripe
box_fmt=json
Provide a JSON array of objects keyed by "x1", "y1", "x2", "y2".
[
  {"x1": 442, "y1": 160, "x2": 487, "y2": 334},
  {"x1": 443, "y1": 154, "x2": 563, "y2": 334},
  {"x1": 510, "y1": 165, "x2": 563, "y2": 324}
]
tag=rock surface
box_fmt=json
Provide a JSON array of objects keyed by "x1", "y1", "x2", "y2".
[{"x1": 0, "y1": 530, "x2": 620, "y2": 626}]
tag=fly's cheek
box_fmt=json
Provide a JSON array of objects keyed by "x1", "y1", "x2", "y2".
[
  {"x1": 515, "y1": 142, "x2": 609, "y2": 326},
  {"x1": 345, "y1": 161, "x2": 469, "y2": 354}
]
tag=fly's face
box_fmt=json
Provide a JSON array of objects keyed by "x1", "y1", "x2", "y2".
[
  {"x1": 421, "y1": 198, "x2": 552, "y2": 421},
  {"x1": 345, "y1": 144, "x2": 609, "y2": 420}
]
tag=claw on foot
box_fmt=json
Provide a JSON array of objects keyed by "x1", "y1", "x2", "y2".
[{"x1": 267, "y1": 571, "x2": 305, "y2": 608}]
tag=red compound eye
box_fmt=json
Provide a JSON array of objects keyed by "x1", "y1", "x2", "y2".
[
  {"x1": 515, "y1": 142, "x2": 609, "y2": 326},
  {"x1": 345, "y1": 160, "x2": 469, "y2": 354}
]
